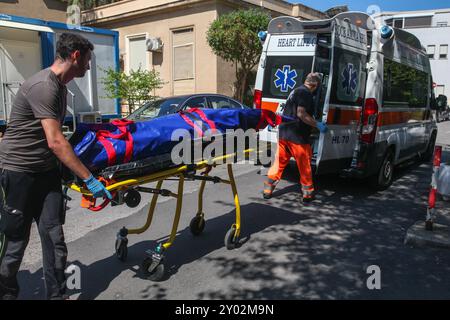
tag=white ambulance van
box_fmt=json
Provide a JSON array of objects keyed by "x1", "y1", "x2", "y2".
[{"x1": 254, "y1": 12, "x2": 438, "y2": 190}]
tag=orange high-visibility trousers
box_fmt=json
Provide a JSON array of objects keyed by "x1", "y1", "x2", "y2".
[{"x1": 266, "y1": 139, "x2": 314, "y2": 197}]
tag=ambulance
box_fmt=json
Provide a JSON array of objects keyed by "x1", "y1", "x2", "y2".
[{"x1": 254, "y1": 12, "x2": 438, "y2": 190}]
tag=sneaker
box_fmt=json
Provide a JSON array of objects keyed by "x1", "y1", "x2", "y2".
[
  {"x1": 263, "y1": 192, "x2": 272, "y2": 200},
  {"x1": 263, "y1": 179, "x2": 278, "y2": 200},
  {"x1": 301, "y1": 194, "x2": 315, "y2": 204},
  {"x1": 1, "y1": 292, "x2": 17, "y2": 300}
]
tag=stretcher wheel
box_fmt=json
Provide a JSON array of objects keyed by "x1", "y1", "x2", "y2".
[
  {"x1": 124, "y1": 189, "x2": 141, "y2": 208},
  {"x1": 224, "y1": 226, "x2": 238, "y2": 250},
  {"x1": 189, "y1": 215, "x2": 205, "y2": 236},
  {"x1": 115, "y1": 238, "x2": 128, "y2": 262},
  {"x1": 141, "y1": 257, "x2": 165, "y2": 281}
]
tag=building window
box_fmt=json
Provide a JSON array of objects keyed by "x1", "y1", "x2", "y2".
[
  {"x1": 439, "y1": 45, "x2": 448, "y2": 59},
  {"x1": 404, "y1": 16, "x2": 432, "y2": 28},
  {"x1": 435, "y1": 85, "x2": 445, "y2": 96},
  {"x1": 394, "y1": 19, "x2": 404, "y2": 29},
  {"x1": 437, "y1": 22, "x2": 448, "y2": 27},
  {"x1": 127, "y1": 35, "x2": 148, "y2": 72},
  {"x1": 172, "y1": 28, "x2": 194, "y2": 80},
  {"x1": 385, "y1": 19, "x2": 393, "y2": 26},
  {"x1": 427, "y1": 45, "x2": 436, "y2": 59}
]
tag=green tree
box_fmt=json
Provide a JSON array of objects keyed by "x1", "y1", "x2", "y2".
[
  {"x1": 207, "y1": 9, "x2": 270, "y2": 102},
  {"x1": 101, "y1": 67, "x2": 165, "y2": 115}
]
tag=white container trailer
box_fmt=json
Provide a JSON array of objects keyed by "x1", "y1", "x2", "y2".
[{"x1": 0, "y1": 13, "x2": 120, "y2": 128}]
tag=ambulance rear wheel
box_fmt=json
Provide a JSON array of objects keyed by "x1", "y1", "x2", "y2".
[
  {"x1": 422, "y1": 132, "x2": 437, "y2": 162},
  {"x1": 370, "y1": 150, "x2": 394, "y2": 191}
]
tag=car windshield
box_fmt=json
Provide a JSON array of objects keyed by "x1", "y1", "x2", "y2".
[{"x1": 128, "y1": 97, "x2": 185, "y2": 120}]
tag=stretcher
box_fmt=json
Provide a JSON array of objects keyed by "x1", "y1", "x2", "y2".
[{"x1": 66, "y1": 149, "x2": 254, "y2": 281}]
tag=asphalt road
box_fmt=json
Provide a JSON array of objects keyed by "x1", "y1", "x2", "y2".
[{"x1": 17, "y1": 121, "x2": 450, "y2": 300}]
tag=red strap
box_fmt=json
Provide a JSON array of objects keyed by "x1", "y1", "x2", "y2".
[
  {"x1": 89, "y1": 197, "x2": 112, "y2": 212},
  {"x1": 179, "y1": 112, "x2": 204, "y2": 137},
  {"x1": 96, "y1": 132, "x2": 117, "y2": 166},
  {"x1": 188, "y1": 108, "x2": 217, "y2": 134},
  {"x1": 256, "y1": 109, "x2": 282, "y2": 130},
  {"x1": 96, "y1": 119, "x2": 134, "y2": 166}
]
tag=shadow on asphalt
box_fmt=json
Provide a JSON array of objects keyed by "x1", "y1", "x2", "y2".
[
  {"x1": 18, "y1": 202, "x2": 308, "y2": 300},
  {"x1": 18, "y1": 156, "x2": 450, "y2": 300},
  {"x1": 190, "y1": 158, "x2": 450, "y2": 299},
  {"x1": 272, "y1": 156, "x2": 434, "y2": 197}
]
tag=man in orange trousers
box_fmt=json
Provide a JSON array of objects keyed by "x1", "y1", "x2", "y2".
[{"x1": 263, "y1": 73, "x2": 328, "y2": 203}]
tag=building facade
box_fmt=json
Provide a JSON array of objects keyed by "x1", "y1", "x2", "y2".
[
  {"x1": 80, "y1": 0, "x2": 326, "y2": 99},
  {"x1": 0, "y1": 0, "x2": 68, "y2": 22},
  {"x1": 379, "y1": 8, "x2": 450, "y2": 98}
]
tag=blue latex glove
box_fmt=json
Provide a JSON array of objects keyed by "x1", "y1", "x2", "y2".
[
  {"x1": 83, "y1": 174, "x2": 113, "y2": 199},
  {"x1": 316, "y1": 121, "x2": 328, "y2": 133}
]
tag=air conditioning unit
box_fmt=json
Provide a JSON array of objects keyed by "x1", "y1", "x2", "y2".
[
  {"x1": 78, "y1": 111, "x2": 102, "y2": 124},
  {"x1": 146, "y1": 37, "x2": 164, "y2": 52}
]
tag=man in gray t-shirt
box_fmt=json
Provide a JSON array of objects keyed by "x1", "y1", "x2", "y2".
[
  {"x1": 0, "y1": 68, "x2": 67, "y2": 172},
  {"x1": 0, "y1": 33, "x2": 111, "y2": 300}
]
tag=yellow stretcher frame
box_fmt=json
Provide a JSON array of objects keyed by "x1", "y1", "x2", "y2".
[{"x1": 67, "y1": 149, "x2": 252, "y2": 281}]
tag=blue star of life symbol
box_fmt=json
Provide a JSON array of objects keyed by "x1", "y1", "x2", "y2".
[
  {"x1": 341, "y1": 63, "x2": 358, "y2": 95},
  {"x1": 274, "y1": 65, "x2": 297, "y2": 93}
]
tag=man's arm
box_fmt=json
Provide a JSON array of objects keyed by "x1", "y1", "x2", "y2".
[
  {"x1": 297, "y1": 106, "x2": 318, "y2": 128},
  {"x1": 41, "y1": 118, "x2": 91, "y2": 180}
]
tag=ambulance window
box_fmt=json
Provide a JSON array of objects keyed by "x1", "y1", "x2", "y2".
[
  {"x1": 330, "y1": 48, "x2": 366, "y2": 106},
  {"x1": 313, "y1": 57, "x2": 331, "y2": 118},
  {"x1": 263, "y1": 56, "x2": 314, "y2": 99},
  {"x1": 316, "y1": 34, "x2": 331, "y2": 59},
  {"x1": 383, "y1": 58, "x2": 428, "y2": 109}
]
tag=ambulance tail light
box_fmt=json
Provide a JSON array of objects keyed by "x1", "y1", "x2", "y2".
[
  {"x1": 253, "y1": 89, "x2": 262, "y2": 109},
  {"x1": 361, "y1": 98, "x2": 379, "y2": 144}
]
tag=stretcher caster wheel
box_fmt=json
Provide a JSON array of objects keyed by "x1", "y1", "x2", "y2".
[
  {"x1": 189, "y1": 215, "x2": 205, "y2": 236},
  {"x1": 224, "y1": 226, "x2": 239, "y2": 250},
  {"x1": 141, "y1": 258, "x2": 165, "y2": 281},
  {"x1": 124, "y1": 189, "x2": 141, "y2": 208},
  {"x1": 115, "y1": 237, "x2": 128, "y2": 262}
]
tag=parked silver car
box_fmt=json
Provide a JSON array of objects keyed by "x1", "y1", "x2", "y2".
[{"x1": 127, "y1": 94, "x2": 250, "y2": 121}]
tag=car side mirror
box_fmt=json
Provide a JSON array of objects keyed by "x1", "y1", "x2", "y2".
[
  {"x1": 430, "y1": 93, "x2": 437, "y2": 110},
  {"x1": 436, "y1": 95, "x2": 448, "y2": 110}
]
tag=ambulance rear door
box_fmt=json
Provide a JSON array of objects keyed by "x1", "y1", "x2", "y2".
[
  {"x1": 258, "y1": 33, "x2": 317, "y2": 143},
  {"x1": 314, "y1": 19, "x2": 369, "y2": 174}
]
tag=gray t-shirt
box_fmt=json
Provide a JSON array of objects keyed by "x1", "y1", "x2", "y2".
[{"x1": 0, "y1": 68, "x2": 67, "y2": 173}]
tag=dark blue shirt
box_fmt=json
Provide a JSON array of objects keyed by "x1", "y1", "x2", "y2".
[{"x1": 279, "y1": 85, "x2": 314, "y2": 144}]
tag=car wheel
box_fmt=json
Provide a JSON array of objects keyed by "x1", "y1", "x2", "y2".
[{"x1": 369, "y1": 149, "x2": 394, "y2": 191}]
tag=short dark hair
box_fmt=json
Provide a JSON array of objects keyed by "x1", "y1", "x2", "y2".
[{"x1": 56, "y1": 33, "x2": 94, "y2": 60}]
